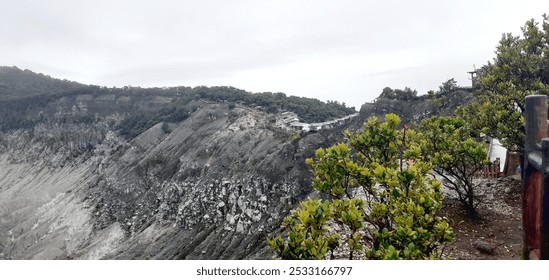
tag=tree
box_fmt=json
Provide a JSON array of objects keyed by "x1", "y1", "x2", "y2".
[
  {"x1": 439, "y1": 78, "x2": 458, "y2": 94},
  {"x1": 378, "y1": 87, "x2": 418, "y2": 100},
  {"x1": 458, "y1": 15, "x2": 549, "y2": 154},
  {"x1": 380, "y1": 87, "x2": 394, "y2": 98},
  {"x1": 268, "y1": 114, "x2": 454, "y2": 260},
  {"x1": 427, "y1": 90, "x2": 448, "y2": 115},
  {"x1": 416, "y1": 116, "x2": 489, "y2": 218}
]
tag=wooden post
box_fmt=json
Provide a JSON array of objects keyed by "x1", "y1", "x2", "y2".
[
  {"x1": 523, "y1": 95, "x2": 547, "y2": 259},
  {"x1": 542, "y1": 138, "x2": 549, "y2": 259},
  {"x1": 525, "y1": 95, "x2": 548, "y2": 153}
]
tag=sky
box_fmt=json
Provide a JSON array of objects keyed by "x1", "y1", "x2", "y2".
[{"x1": 1, "y1": 0, "x2": 549, "y2": 109}]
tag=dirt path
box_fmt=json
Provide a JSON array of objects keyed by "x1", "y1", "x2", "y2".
[{"x1": 442, "y1": 176, "x2": 523, "y2": 259}]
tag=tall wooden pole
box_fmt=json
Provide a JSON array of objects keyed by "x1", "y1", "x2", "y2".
[{"x1": 523, "y1": 95, "x2": 547, "y2": 259}]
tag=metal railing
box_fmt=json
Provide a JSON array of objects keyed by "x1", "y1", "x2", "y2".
[{"x1": 523, "y1": 94, "x2": 549, "y2": 259}]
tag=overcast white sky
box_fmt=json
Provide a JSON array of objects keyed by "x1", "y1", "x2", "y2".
[{"x1": 2, "y1": 0, "x2": 548, "y2": 109}]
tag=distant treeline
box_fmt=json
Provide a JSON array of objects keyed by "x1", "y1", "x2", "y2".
[
  {"x1": 377, "y1": 79, "x2": 472, "y2": 101},
  {"x1": 0, "y1": 67, "x2": 356, "y2": 137},
  {"x1": 113, "y1": 86, "x2": 356, "y2": 139},
  {"x1": 182, "y1": 86, "x2": 356, "y2": 123}
]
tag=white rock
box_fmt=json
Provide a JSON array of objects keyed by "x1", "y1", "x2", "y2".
[{"x1": 236, "y1": 220, "x2": 245, "y2": 233}]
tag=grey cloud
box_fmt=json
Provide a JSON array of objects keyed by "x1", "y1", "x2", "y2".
[{"x1": 2, "y1": 0, "x2": 549, "y2": 108}]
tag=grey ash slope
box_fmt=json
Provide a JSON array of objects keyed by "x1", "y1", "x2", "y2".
[
  {"x1": 89, "y1": 102, "x2": 338, "y2": 259},
  {"x1": 0, "y1": 67, "x2": 346, "y2": 259},
  {"x1": 0, "y1": 100, "x2": 344, "y2": 259}
]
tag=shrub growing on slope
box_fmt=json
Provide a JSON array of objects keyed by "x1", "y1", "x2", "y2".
[
  {"x1": 416, "y1": 116, "x2": 488, "y2": 218},
  {"x1": 269, "y1": 114, "x2": 454, "y2": 260}
]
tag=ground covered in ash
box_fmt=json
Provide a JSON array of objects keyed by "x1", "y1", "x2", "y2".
[{"x1": 442, "y1": 176, "x2": 523, "y2": 260}]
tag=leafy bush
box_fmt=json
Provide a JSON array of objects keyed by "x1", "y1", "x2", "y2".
[
  {"x1": 268, "y1": 199, "x2": 339, "y2": 260},
  {"x1": 416, "y1": 116, "x2": 488, "y2": 218},
  {"x1": 269, "y1": 114, "x2": 454, "y2": 260}
]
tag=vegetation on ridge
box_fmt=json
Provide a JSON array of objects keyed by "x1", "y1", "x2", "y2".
[{"x1": 0, "y1": 67, "x2": 356, "y2": 137}]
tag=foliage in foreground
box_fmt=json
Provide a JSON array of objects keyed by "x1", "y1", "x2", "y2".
[
  {"x1": 268, "y1": 114, "x2": 455, "y2": 260},
  {"x1": 416, "y1": 116, "x2": 488, "y2": 218}
]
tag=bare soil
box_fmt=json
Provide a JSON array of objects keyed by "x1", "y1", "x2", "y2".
[{"x1": 441, "y1": 176, "x2": 523, "y2": 259}]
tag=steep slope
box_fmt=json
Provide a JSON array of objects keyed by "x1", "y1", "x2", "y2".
[
  {"x1": 0, "y1": 67, "x2": 358, "y2": 259},
  {"x1": 0, "y1": 100, "x2": 339, "y2": 259},
  {"x1": 351, "y1": 89, "x2": 474, "y2": 129}
]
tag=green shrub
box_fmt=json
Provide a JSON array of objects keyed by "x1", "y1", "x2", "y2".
[
  {"x1": 416, "y1": 116, "x2": 488, "y2": 218},
  {"x1": 269, "y1": 114, "x2": 454, "y2": 260}
]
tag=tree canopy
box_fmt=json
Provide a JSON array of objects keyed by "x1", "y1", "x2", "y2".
[
  {"x1": 458, "y1": 14, "x2": 549, "y2": 153},
  {"x1": 378, "y1": 86, "x2": 418, "y2": 100}
]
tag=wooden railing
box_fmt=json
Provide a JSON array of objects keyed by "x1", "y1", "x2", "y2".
[
  {"x1": 523, "y1": 94, "x2": 549, "y2": 259},
  {"x1": 482, "y1": 158, "x2": 503, "y2": 178},
  {"x1": 475, "y1": 158, "x2": 501, "y2": 178}
]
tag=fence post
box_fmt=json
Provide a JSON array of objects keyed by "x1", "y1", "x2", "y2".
[
  {"x1": 525, "y1": 95, "x2": 548, "y2": 152},
  {"x1": 523, "y1": 95, "x2": 547, "y2": 259},
  {"x1": 542, "y1": 138, "x2": 549, "y2": 259}
]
